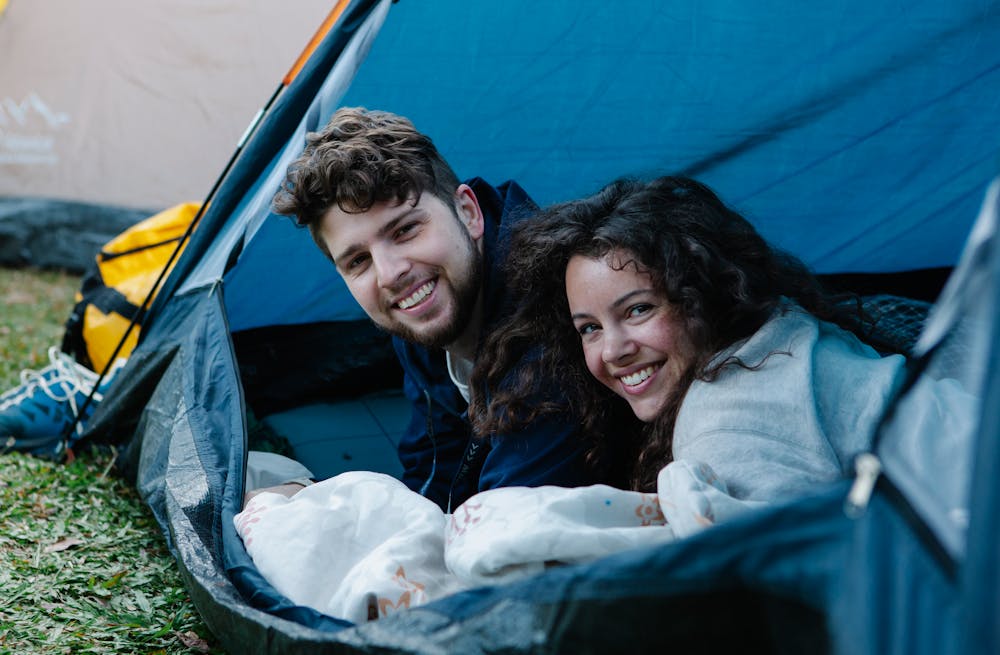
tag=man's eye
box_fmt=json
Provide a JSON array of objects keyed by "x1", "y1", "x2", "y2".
[
  {"x1": 347, "y1": 254, "x2": 369, "y2": 270},
  {"x1": 395, "y1": 222, "x2": 418, "y2": 239}
]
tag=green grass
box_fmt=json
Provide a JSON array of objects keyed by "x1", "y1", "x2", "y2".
[
  {"x1": 0, "y1": 268, "x2": 77, "y2": 383},
  {"x1": 0, "y1": 267, "x2": 222, "y2": 654}
]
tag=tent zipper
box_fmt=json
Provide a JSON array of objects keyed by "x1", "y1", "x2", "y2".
[
  {"x1": 843, "y1": 450, "x2": 958, "y2": 580},
  {"x1": 844, "y1": 452, "x2": 881, "y2": 518}
]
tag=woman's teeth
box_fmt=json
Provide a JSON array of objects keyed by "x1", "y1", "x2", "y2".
[{"x1": 620, "y1": 365, "x2": 658, "y2": 387}]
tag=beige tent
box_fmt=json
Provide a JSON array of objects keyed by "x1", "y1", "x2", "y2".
[{"x1": 0, "y1": 0, "x2": 331, "y2": 213}]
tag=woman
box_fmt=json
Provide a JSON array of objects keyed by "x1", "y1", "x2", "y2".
[{"x1": 470, "y1": 176, "x2": 906, "y2": 500}]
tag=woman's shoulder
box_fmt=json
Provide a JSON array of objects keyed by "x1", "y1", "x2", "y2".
[
  {"x1": 684, "y1": 302, "x2": 904, "y2": 433},
  {"x1": 711, "y1": 302, "x2": 819, "y2": 365},
  {"x1": 734, "y1": 301, "x2": 886, "y2": 363}
]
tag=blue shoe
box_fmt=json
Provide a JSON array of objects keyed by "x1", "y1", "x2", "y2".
[{"x1": 0, "y1": 347, "x2": 118, "y2": 459}]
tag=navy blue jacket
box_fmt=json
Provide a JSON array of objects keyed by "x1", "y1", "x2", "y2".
[{"x1": 393, "y1": 178, "x2": 598, "y2": 511}]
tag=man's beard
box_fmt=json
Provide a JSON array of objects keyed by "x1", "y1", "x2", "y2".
[{"x1": 377, "y1": 235, "x2": 484, "y2": 350}]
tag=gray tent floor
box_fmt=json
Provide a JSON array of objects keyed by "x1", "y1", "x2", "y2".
[{"x1": 261, "y1": 389, "x2": 408, "y2": 481}]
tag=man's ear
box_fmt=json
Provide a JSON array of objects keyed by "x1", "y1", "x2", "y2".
[{"x1": 454, "y1": 184, "x2": 485, "y2": 241}]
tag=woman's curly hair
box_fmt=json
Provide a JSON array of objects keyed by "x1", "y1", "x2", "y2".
[{"x1": 469, "y1": 176, "x2": 866, "y2": 490}]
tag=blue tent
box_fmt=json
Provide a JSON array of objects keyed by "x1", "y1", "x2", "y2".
[{"x1": 85, "y1": 0, "x2": 1000, "y2": 652}]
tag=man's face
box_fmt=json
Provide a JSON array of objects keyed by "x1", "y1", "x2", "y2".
[{"x1": 319, "y1": 185, "x2": 485, "y2": 350}]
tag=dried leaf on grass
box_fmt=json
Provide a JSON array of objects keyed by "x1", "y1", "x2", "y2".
[
  {"x1": 42, "y1": 537, "x2": 84, "y2": 553},
  {"x1": 177, "y1": 630, "x2": 212, "y2": 653}
]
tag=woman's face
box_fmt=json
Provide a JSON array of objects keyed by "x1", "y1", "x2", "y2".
[{"x1": 566, "y1": 251, "x2": 697, "y2": 422}]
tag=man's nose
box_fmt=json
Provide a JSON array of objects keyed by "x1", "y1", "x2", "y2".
[
  {"x1": 602, "y1": 327, "x2": 637, "y2": 364},
  {"x1": 373, "y1": 248, "x2": 410, "y2": 289}
]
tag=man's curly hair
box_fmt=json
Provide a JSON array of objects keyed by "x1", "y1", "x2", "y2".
[{"x1": 273, "y1": 107, "x2": 461, "y2": 259}]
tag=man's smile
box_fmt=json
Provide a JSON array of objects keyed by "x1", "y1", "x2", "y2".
[{"x1": 396, "y1": 279, "x2": 437, "y2": 310}]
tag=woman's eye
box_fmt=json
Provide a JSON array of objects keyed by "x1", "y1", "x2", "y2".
[
  {"x1": 576, "y1": 323, "x2": 599, "y2": 336},
  {"x1": 627, "y1": 303, "x2": 653, "y2": 318}
]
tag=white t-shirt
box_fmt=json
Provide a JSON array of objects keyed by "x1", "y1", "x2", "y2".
[{"x1": 446, "y1": 351, "x2": 474, "y2": 404}]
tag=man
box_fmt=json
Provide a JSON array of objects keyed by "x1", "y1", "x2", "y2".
[{"x1": 268, "y1": 107, "x2": 600, "y2": 511}]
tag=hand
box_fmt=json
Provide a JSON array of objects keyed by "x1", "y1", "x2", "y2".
[{"x1": 243, "y1": 482, "x2": 307, "y2": 509}]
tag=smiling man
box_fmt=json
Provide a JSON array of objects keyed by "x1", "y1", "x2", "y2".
[{"x1": 271, "y1": 107, "x2": 599, "y2": 510}]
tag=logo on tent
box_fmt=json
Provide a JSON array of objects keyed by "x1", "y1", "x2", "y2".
[{"x1": 0, "y1": 93, "x2": 69, "y2": 166}]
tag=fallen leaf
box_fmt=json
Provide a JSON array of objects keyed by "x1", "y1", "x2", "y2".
[
  {"x1": 102, "y1": 569, "x2": 128, "y2": 589},
  {"x1": 44, "y1": 537, "x2": 84, "y2": 553},
  {"x1": 134, "y1": 589, "x2": 152, "y2": 613},
  {"x1": 176, "y1": 631, "x2": 211, "y2": 653}
]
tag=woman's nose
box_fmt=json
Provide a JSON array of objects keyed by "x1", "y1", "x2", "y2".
[{"x1": 602, "y1": 327, "x2": 637, "y2": 364}]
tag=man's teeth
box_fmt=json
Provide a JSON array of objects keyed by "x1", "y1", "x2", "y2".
[
  {"x1": 398, "y1": 281, "x2": 435, "y2": 309},
  {"x1": 620, "y1": 366, "x2": 657, "y2": 387}
]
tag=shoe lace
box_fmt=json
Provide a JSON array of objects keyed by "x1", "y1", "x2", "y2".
[{"x1": 0, "y1": 347, "x2": 102, "y2": 434}]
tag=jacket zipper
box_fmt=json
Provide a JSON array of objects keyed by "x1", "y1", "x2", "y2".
[{"x1": 417, "y1": 386, "x2": 486, "y2": 514}]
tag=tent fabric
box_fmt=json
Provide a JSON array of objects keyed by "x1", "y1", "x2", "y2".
[
  {"x1": 874, "y1": 182, "x2": 999, "y2": 560},
  {"x1": 0, "y1": 0, "x2": 333, "y2": 212},
  {"x1": 147, "y1": 0, "x2": 389, "y2": 332},
  {"x1": 147, "y1": 0, "x2": 1000, "y2": 332},
  {"x1": 833, "y1": 179, "x2": 1000, "y2": 655},
  {"x1": 76, "y1": 0, "x2": 1000, "y2": 653},
  {"x1": 0, "y1": 1, "x2": 332, "y2": 271},
  {"x1": 340, "y1": 0, "x2": 1000, "y2": 274},
  {"x1": 956, "y1": 183, "x2": 1000, "y2": 654},
  {"x1": 833, "y1": 488, "x2": 961, "y2": 655}
]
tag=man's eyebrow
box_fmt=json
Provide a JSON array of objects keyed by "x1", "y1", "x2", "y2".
[
  {"x1": 376, "y1": 205, "x2": 424, "y2": 239},
  {"x1": 333, "y1": 205, "x2": 425, "y2": 267}
]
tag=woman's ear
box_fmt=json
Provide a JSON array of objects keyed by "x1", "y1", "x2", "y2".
[{"x1": 454, "y1": 184, "x2": 485, "y2": 241}]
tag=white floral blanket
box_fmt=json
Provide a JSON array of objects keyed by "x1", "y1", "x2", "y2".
[{"x1": 235, "y1": 460, "x2": 759, "y2": 624}]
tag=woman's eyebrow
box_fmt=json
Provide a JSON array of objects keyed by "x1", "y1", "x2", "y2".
[
  {"x1": 570, "y1": 288, "x2": 654, "y2": 319},
  {"x1": 611, "y1": 288, "x2": 655, "y2": 308}
]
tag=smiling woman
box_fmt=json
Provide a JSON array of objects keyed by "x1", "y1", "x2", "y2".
[
  {"x1": 566, "y1": 252, "x2": 697, "y2": 423},
  {"x1": 470, "y1": 176, "x2": 943, "y2": 503}
]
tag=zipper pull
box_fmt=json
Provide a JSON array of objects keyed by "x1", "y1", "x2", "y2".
[{"x1": 844, "y1": 452, "x2": 882, "y2": 518}]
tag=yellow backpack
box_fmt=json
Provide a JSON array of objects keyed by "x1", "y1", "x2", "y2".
[{"x1": 62, "y1": 202, "x2": 199, "y2": 372}]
